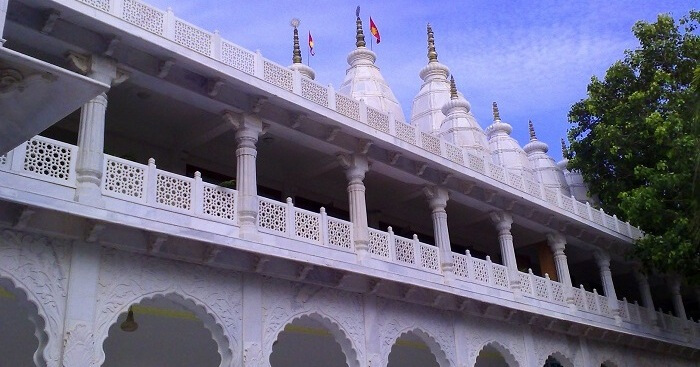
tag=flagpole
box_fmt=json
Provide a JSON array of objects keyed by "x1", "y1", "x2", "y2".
[{"x1": 307, "y1": 48, "x2": 310, "y2": 66}]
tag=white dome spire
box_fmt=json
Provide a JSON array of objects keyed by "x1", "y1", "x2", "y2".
[
  {"x1": 338, "y1": 10, "x2": 405, "y2": 122},
  {"x1": 557, "y1": 139, "x2": 597, "y2": 204},
  {"x1": 523, "y1": 120, "x2": 570, "y2": 195},
  {"x1": 439, "y1": 76, "x2": 489, "y2": 156},
  {"x1": 485, "y1": 102, "x2": 536, "y2": 181},
  {"x1": 288, "y1": 18, "x2": 315, "y2": 80}
]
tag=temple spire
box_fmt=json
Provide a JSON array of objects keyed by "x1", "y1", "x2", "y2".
[
  {"x1": 291, "y1": 18, "x2": 302, "y2": 64},
  {"x1": 492, "y1": 102, "x2": 501, "y2": 121},
  {"x1": 355, "y1": 6, "x2": 366, "y2": 48},
  {"x1": 427, "y1": 23, "x2": 438, "y2": 62},
  {"x1": 561, "y1": 138, "x2": 569, "y2": 158},
  {"x1": 528, "y1": 120, "x2": 537, "y2": 141},
  {"x1": 449, "y1": 76, "x2": 458, "y2": 99}
]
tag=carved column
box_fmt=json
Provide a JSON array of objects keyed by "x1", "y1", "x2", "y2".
[
  {"x1": 633, "y1": 268, "x2": 657, "y2": 322},
  {"x1": 423, "y1": 185, "x2": 454, "y2": 281},
  {"x1": 60, "y1": 242, "x2": 102, "y2": 366},
  {"x1": 338, "y1": 153, "x2": 370, "y2": 259},
  {"x1": 546, "y1": 232, "x2": 575, "y2": 307},
  {"x1": 669, "y1": 276, "x2": 687, "y2": 320},
  {"x1": 489, "y1": 211, "x2": 520, "y2": 294},
  {"x1": 68, "y1": 53, "x2": 127, "y2": 205},
  {"x1": 594, "y1": 250, "x2": 621, "y2": 321},
  {"x1": 226, "y1": 112, "x2": 265, "y2": 238},
  {"x1": 241, "y1": 274, "x2": 263, "y2": 366}
]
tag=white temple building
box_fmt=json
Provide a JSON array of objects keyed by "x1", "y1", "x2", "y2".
[{"x1": 0, "y1": 0, "x2": 698, "y2": 366}]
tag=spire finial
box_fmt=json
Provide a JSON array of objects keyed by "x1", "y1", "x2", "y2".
[
  {"x1": 291, "y1": 18, "x2": 302, "y2": 64},
  {"x1": 492, "y1": 102, "x2": 500, "y2": 121},
  {"x1": 449, "y1": 76, "x2": 458, "y2": 99},
  {"x1": 427, "y1": 23, "x2": 438, "y2": 62},
  {"x1": 561, "y1": 138, "x2": 569, "y2": 158},
  {"x1": 528, "y1": 120, "x2": 537, "y2": 141},
  {"x1": 355, "y1": 6, "x2": 366, "y2": 48}
]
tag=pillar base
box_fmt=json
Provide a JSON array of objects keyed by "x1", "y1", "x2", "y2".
[{"x1": 74, "y1": 184, "x2": 104, "y2": 207}]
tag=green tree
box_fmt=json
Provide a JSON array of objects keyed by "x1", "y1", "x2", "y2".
[{"x1": 567, "y1": 10, "x2": 700, "y2": 284}]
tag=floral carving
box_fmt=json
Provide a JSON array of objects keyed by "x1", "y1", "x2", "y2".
[
  {"x1": 461, "y1": 316, "x2": 524, "y2": 367},
  {"x1": 62, "y1": 322, "x2": 96, "y2": 366},
  {"x1": 532, "y1": 329, "x2": 580, "y2": 367}
]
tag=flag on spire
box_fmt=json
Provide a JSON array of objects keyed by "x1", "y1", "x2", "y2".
[
  {"x1": 308, "y1": 31, "x2": 315, "y2": 56},
  {"x1": 369, "y1": 17, "x2": 380, "y2": 44}
]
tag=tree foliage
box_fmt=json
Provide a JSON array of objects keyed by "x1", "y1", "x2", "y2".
[{"x1": 567, "y1": 10, "x2": 700, "y2": 283}]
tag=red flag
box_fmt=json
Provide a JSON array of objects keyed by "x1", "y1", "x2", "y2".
[
  {"x1": 369, "y1": 17, "x2": 380, "y2": 44},
  {"x1": 308, "y1": 31, "x2": 315, "y2": 56}
]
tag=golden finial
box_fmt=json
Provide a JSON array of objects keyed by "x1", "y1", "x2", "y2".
[
  {"x1": 449, "y1": 76, "x2": 458, "y2": 99},
  {"x1": 355, "y1": 6, "x2": 366, "y2": 48},
  {"x1": 291, "y1": 18, "x2": 302, "y2": 64},
  {"x1": 492, "y1": 102, "x2": 500, "y2": 120},
  {"x1": 427, "y1": 23, "x2": 438, "y2": 62},
  {"x1": 528, "y1": 120, "x2": 537, "y2": 141},
  {"x1": 561, "y1": 138, "x2": 569, "y2": 158}
]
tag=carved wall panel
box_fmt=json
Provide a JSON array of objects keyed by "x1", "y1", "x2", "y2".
[
  {"x1": 531, "y1": 329, "x2": 582, "y2": 367},
  {"x1": 461, "y1": 316, "x2": 525, "y2": 367}
]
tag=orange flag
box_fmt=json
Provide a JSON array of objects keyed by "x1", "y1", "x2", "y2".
[
  {"x1": 308, "y1": 31, "x2": 315, "y2": 56},
  {"x1": 369, "y1": 17, "x2": 380, "y2": 44}
]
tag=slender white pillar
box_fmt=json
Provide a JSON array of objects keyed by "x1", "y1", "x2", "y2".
[
  {"x1": 669, "y1": 276, "x2": 687, "y2": 320},
  {"x1": 489, "y1": 211, "x2": 520, "y2": 294},
  {"x1": 241, "y1": 274, "x2": 263, "y2": 366},
  {"x1": 423, "y1": 185, "x2": 454, "y2": 281},
  {"x1": 227, "y1": 113, "x2": 264, "y2": 238},
  {"x1": 633, "y1": 268, "x2": 658, "y2": 322},
  {"x1": 337, "y1": 153, "x2": 370, "y2": 259},
  {"x1": 594, "y1": 250, "x2": 621, "y2": 320},
  {"x1": 0, "y1": 0, "x2": 8, "y2": 45},
  {"x1": 546, "y1": 232, "x2": 575, "y2": 307}
]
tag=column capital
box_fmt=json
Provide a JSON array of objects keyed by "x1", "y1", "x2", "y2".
[
  {"x1": 423, "y1": 185, "x2": 449, "y2": 210},
  {"x1": 337, "y1": 152, "x2": 369, "y2": 182},
  {"x1": 66, "y1": 51, "x2": 128, "y2": 85},
  {"x1": 593, "y1": 249, "x2": 610, "y2": 269},
  {"x1": 546, "y1": 231, "x2": 566, "y2": 253},
  {"x1": 223, "y1": 111, "x2": 266, "y2": 136},
  {"x1": 489, "y1": 211, "x2": 513, "y2": 231}
]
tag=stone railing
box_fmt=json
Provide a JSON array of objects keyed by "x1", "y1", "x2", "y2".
[
  {"x1": 66, "y1": 0, "x2": 643, "y2": 241},
  {"x1": 453, "y1": 252, "x2": 510, "y2": 290}
]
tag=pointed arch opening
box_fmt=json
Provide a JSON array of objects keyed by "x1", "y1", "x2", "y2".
[
  {"x1": 474, "y1": 341, "x2": 519, "y2": 367},
  {"x1": 269, "y1": 312, "x2": 360, "y2": 367},
  {"x1": 0, "y1": 277, "x2": 48, "y2": 367},
  {"x1": 102, "y1": 293, "x2": 229, "y2": 367},
  {"x1": 387, "y1": 328, "x2": 450, "y2": 367},
  {"x1": 601, "y1": 360, "x2": 619, "y2": 367},
  {"x1": 543, "y1": 352, "x2": 574, "y2": 367}
]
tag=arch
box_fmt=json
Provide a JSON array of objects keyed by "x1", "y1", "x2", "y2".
[
  {"x1": 387, "y1": 327, "x2": 451, "y2": 367},
  {"x1": 97, "y1": 292, "x2": 233, "y2": 367},
  {"x1": 0, "y1": 274, "x2": 50, "y2": 367},
  {"x1": 600, "y1": 358, "x2": 622, "y2": 367},
  {"x1": 543, "y1": 352, "x2": 574, "y2": 367},
  {"x1": 474, "y1": 341, "x2": 519, "y2": 367},
  {"x1": 268, "y1": 311, "x2": 360, "y2": 367}
]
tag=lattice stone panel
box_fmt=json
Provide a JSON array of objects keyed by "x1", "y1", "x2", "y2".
[
  {"x1": 77, "y1": 0, "x2": 110, "y2": 11},
  {"x1": 0, "y1": 154, "x2": 6, "y2": 166},
  {"x1": 327, "y1": 218, "x2": 352, "y2": 250},
  {"x1": 221, "y1": 41, "x2": 255, "y2": 74},
  {"x1": 123, "y1": 0, "x2": 164, "y2": 35},
  {"x1": 394, "y1": 237, "x2": 415, "y2": 264},
  {"x1": 620, "y1": 221, "x2": 631, "y2": 237},
  {"x1": 420, "y1": 244, "x2": 439, "y2": 271},
  {"x1": 618, "y1": 300, "x2": 628, "y2": 319},
  {"x1": 551, "y1": 282, "x2": 564, "y2": 303},
  {"x1": 453, "y1": 253, "x2": 468, "y2": 279},
  {"x1": 263, "y1": 61, "x2": 293, "y2": 91},
  {"x1": 23, "y1": 139, "x2": 71, "y2": 181},
  {"x1": 369, "y1": 229, "x2": 390, "y2": 258},
  {"x1": 156, "y1": 174, "x2": 192, "y2": 210},
  {"x1": 561, "y1": 196, "x2": 575, "y2": 213},
  {"x1": 603, "y1": 214, "x2": 616, "y2": 230},
  {"x1": 202, "y1": 185, "x2": 236, "y2": 221},
  {"x1": 575, "y1": 201, "x2": 589, "y2": 219},
  {"x1": 491, "y1": 264, "x2": 509, "y2": 289},
  {"x1": 395, "y1": 122, "x2": 416, "y2": 144},
  {"x1": 335, "y1": 93, "x2": 360, "y2": 120},
  {"x1": 590, "y1": 210, "x2": 603, "y2": 225},
  {"x1": 445, "y1": 143, "x2": 464, "y2": 164},
  {"x1": 258, "y1": 199, "x2": 287, "y2": 233},
  {"x1": 519, "y1": 273, "x2": 533, "y2": 295},
  {"x1": 544, "y1": 188, "x2": 559, "y2": 205},
  {"x1": 174, "y1": 20, "x2": 212, "y2": 55},
  {"x1": 301, "y1": 78, "x2": 329, "y2": 107},
  {"x1": 572, "y1": 288, "x2": 585, "y2": 309},
  {"x1": 585, "y1": 292, "x2": 599, "y2": 313},
  {"x1": 366, "y1": 107, "x2": 390, "y2": 134},
  {"x1": 525, "y1": 179, "x2": 541, "y2": 198},
  {"x1": 420, "y1": 132, "x2": 441, "y2": 156},
  {"x1": 489, "y1": 163, "x2": 506, "y2": 183},
  {"x1": 104, "y1": 159, "x2": 145, "y2": 199},
  {"x1": 468, "y1": 154, "x2": 485, "y2": 173},
  {"x1": 472, "y1": 259, "x2": 488, "y2": 284},
  {"x1": 598, "y1": 295, "x2": 611, "y2": 316},
  {"x1": 533, "y1": 276, "x2": 549, "y2": 299},
  {"x1": 508, "y1": 173, "x2": 523, "y2": 191},
  {"x1": 294, "y1": 210, "x2": 321, "y2": 242}
]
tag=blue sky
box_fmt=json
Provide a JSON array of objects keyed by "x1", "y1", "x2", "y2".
[{"x1": 147, "y1": 0, "x2": 695, "y2": 156}]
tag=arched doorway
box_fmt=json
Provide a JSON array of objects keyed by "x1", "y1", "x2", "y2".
[
  {"x1": 544, "y1": 355, "x2": 564, "y2": 367},
  {"x1": 387, "y1": 330, "x2": 439, "y2": 367},
  {"x1": 0, "y1": 278, "x2": 46, "y2": 367},
  {"x1": 270, "y1": 315, "x2": 348, "y2": 367},
  {"x1": 103, "y1": 295, "x2": 221, "y2": 367},
  {"x1": 474, "y1": 342, "x2": 517, "y2": 367}
]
